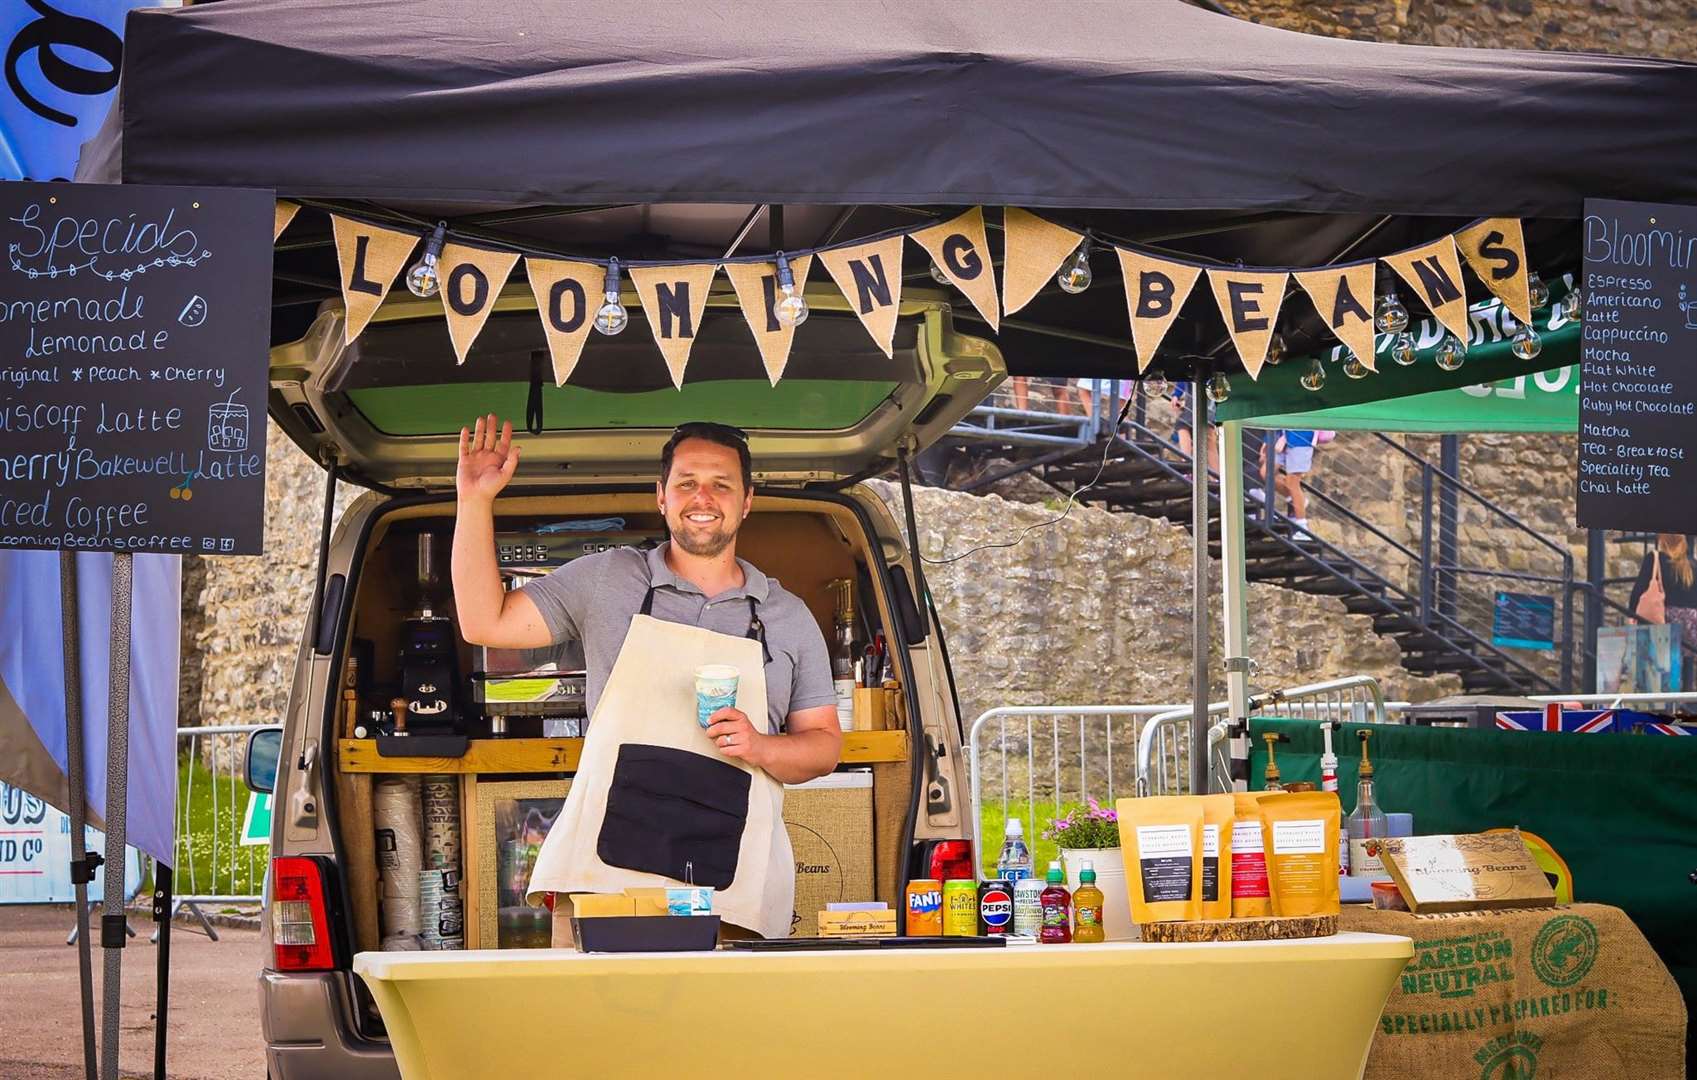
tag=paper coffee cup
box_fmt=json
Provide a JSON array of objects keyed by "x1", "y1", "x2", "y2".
[{"x1": 694, "y1": 665, "x2": 739, "y2": 728}]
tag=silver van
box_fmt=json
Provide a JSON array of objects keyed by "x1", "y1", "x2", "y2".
[{"x1": 245, "y1": 284, "x2": 1003, "y2": 1077}]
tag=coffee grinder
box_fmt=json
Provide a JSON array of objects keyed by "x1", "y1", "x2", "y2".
[{"x1": 397, "y1": 530, "x2": 463, "y2": 735}]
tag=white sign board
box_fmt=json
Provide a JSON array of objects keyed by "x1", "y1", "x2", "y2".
[{"x1": 0, "y1": 783, "x2": 143, "y2": 903}]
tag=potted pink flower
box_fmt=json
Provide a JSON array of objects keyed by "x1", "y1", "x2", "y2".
[{"x1": 1043, "y1": 799, "x2": 1133, "y2": 941}]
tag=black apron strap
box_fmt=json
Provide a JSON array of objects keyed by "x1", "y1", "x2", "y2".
[{"x1": 639, "y1": 584, "x2": 657, "y2": 618}]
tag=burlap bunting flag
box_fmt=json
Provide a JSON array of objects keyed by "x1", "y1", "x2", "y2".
[
  {"x1": 332, "y1": 216, "x2": 418, "y2": 345},
  {"x1": 630, "y1": 263, "x2": 719, "y2": 389},
  {"x1": 439, "y1": 242, "x2": 519, "y2": 365},
  {"x1": 1115, "y1": 248, "x2": 1202, "y2": 372},
  {"x1": 1207, "y1": 269, "x2": 1289, "y2": 379},
  {"x1": 525, "y1": 257, "x2": 602, "y2": 385},
  {"x1": 1001, "y1": 208, "x2": 1085, "y2": 317},
  {"x1": 1294, "y1": 263, "x2": 1378, "y2": 371},
  {"x1": 1453, "y1": 218, "x2": 1532, "y2": 324},
  {"x1": 819, "y1": 234, "x2": 906, "y2": 359},
  {"x1": 909, "y1": 207, "x2": 999, "y2": 331},
  {"x1": 723, "y1": 254, "x2": 814, "y2": 386},
  {"x1": 273, "y1": 200, "x2": 299, "y2": 242},
  {"x1": 1383, "y1": 237, "x2": 1471, "y2": 343}
]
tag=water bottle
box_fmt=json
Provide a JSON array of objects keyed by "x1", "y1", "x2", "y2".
[{"x1": 996, "y1": 818, "x2": 1034, "y2": 882}]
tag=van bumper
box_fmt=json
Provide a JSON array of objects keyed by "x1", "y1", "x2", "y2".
[{"x1": 261, "y1": 970, "x2": 399, "y2": 1080}]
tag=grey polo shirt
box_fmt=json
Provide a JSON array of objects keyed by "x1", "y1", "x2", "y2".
[{"x1": 518, "y1": 542, "x2": 836, "y2": 734}]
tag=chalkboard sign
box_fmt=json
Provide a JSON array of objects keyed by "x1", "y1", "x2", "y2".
[
  {"x1": 0, "y1": 181, "x2": 274, "y2": 555},
  {"x1": 1576, "y1": 198, "x2": 1697, "y2": 534},
  {"x1": 1492, "y1": 591, "x2": 1555, "y2": 651}
]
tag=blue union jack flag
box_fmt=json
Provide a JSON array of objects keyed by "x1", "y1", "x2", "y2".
[
  {"x1": 1640, "y1": 722, "x2": 1693, "y2": 736},
  {"x1": 1495, "y1": 706, "x2": 1616, "y2": 733}
]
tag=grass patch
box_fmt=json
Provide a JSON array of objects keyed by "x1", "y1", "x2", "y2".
[{"x1": 171, "y1": 755, "x2": 267, "y2": 898}]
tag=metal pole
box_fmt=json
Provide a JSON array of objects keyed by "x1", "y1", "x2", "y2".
[
  {"x1": 1261, "y1": 430, "x2": 1277, "y2": 529},
  {"x1": 1438, "y1": 435, "x2": 1460, "y2": 623},
  {"x1": 1190, "y1": 384, "x2": 1211, "y2": 796},
  {"x1": 1419, "y1": 464, "x2": 1435, "y2": 627},
  {"x1": 1584, "y1": 529, "x2": 1604, "y2": 694},
  {"x1": 153, "y1": 864, "x2": 172, "y2": 1079},
  {"x1": 101, "y1": 552, "x2": 133, "y2": 1080},
  {"x1": 60, "y1": 552, "x2": 98, "y2": 1080},
  {"x1": 1560, "y1": 554, "x2": 1575, "y2": 692},
  {"x1": 1218, "y1": 422, "x2": 1251, "y2": 792}
]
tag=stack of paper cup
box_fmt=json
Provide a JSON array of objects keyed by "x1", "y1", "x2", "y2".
[
  {"x1": 418, "y1": 868, "x2": 465, "y2": 950},
  {"x1": 375, "y1": 777, "x2": 423, "y2": 940},
  {"x1": 421, "y1": 775, "x2": 461, "y2": 873}
]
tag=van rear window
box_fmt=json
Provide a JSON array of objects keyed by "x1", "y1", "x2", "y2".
[{"x1": 346, "y1": 378, "x2": 900, "y2": 435}]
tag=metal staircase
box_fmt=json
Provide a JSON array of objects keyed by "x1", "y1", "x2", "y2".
[{"x1": 938, "y1": 384, "x2": 1572, "y2": 695}]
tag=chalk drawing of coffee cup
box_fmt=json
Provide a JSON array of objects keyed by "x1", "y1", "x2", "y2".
[
  {"x1": 208, "y1": 390, "x2": 248, "y2": 452},
  {"x1": 179, "y1": 295, "x2": 209, "y2": 327},
  {"x1": 1680, "y1": 283, "x2": 1697, "y2": 330}
]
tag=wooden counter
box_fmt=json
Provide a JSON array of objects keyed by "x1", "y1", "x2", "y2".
[{"x1": 338, "y1": 729, "x2": 909, "y2": 774}]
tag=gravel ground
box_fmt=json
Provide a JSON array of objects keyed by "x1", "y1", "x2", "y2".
[{"x1": 0, "y1": 906, "x2": 265, "y2": 1079}]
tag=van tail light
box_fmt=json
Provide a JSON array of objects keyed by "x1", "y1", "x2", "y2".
[
  {"x1": 924, "y1": 840, "x2": 977, "y2": 882},
  {"x1": 272, "y1": 856, "x2": 336, "y2": 972}
]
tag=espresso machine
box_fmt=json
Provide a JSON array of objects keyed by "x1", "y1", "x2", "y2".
[
  {"x1": 397, "y1": 531, "x2": 464, "y2": 735},
  {"x1": 469, "y1": 523, "x2": 659, "y2": 736}
]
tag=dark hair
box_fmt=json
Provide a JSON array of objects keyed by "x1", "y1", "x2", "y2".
[{"x1": 660, "y1": 422, "x2": 752, "y2": 490}]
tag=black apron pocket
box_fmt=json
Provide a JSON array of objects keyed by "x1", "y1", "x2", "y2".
[{"x1": 597, "y1": 743, "x2": 751, "y2": 889}]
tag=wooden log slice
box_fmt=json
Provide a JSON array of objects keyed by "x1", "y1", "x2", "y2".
[{"x1": 1138, "y1": 913, "x2": 1338, "y2": 942}]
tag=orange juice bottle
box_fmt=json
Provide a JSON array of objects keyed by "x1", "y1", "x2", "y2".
[{"x1": 1072, "y1": 860, "x2": 1105, "y2": 943}]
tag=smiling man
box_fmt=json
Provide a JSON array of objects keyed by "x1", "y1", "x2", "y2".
[{"x1": 450, "y1": 416, "x2": 842, "y2": 784}]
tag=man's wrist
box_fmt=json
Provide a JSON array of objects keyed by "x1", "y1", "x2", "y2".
[{"x1": 457, "y1": 491, "x2": 495, "y2": 513}]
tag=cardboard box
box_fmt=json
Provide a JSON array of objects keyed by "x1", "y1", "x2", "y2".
[
  {"x1": 1379, "y1": 831, "x2": 1557, "y2": 914},
  {"x1": 784, "y1": 770, "x2": 874, "y2": 937},
  {"x1": 818, "y1": 909, "x2": 898, "y2": 938}
]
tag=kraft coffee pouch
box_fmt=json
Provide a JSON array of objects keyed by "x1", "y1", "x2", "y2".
[
  {"x1": 1230, "y1": 791, "x2": 1274, "y2": 918},
  {"x1": 1199, "y1": 794, "x2": 1234, "y2": 920},
  {"x1": 1115, "y1": 796, "x2": 1203, "y2": 923},
  {"x1": 1259, "y1": 791, "x2": 1342, "y2": 918}
]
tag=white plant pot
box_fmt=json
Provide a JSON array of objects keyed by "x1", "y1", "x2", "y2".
[{"x1": 1060, "y1": 846, "x2": 1134, "y2": 942}]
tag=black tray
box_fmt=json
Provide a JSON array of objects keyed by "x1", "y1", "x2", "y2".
[
  {"x1": 573, "y1": 915, "x2": 721, "y2": 952},
  {"x1": 375, "y1": 734, "x2": 469, "y2": 758}
]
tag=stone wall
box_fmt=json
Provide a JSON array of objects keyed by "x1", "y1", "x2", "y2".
[
  {"x1": 865, "y1": 481, "x2": 1458, "y2": 726},
  {"x1": 1233, "y1": 0, "x2": 1697, "y2": 59}
]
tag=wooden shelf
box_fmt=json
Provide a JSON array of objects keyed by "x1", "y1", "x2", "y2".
[{"x1": 338, "y1": 729, "x2": 909, "y2": 775}]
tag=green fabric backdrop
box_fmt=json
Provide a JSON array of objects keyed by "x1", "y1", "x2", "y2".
[{"x1": 1248, "y1": 717, "x2": 1696, "y2": 1061}]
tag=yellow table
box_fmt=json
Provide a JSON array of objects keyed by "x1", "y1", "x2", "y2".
[{"x1": 355, "y1": 933, "x2": 1412, "y2": 1079}]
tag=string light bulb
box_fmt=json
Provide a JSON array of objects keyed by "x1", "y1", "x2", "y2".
[
  {"x1": 1526, "y1": 270, "x2": 1550, "y2": 309},
  {"x1": 1374, "y1": 288, "x2": 1410, "y2": 334},
  {"x1": 1390, "y1": 332, "x2": 1418, "y2": 366},
  {"x1": 405, "y1": 221, "x2": 447, "y2": 298},
  {"x1": 1263, "y1": 333, "x2": 1286, "y2": 367},
  {"x1": 594, "y1": 257, "x2": 629, "y2": 335},
  {"x1": 1300, "y1": 358, "x2": 1327, "y2": 392},
  {"x1": 930, "y1": 261, "x2": 951, "y2": 285},
  {"x1": 1143, "y1": 373, "x2": 1171, "y2": 399},
  {"x1": 774, "y1": 251, "x2": 809, "y2": 329},
  {"x1": 1056, "y1": 240, "x2": 1093, "y2": 294},
  {"x1": 1563, "y1": 287, "x2": 1584, "y2": 322},
  {"x1": 1510, "y1": 322, "x2": 1542, "y2": 361},
  {"x1": 1343, "y1": 353, "x2": 1371, "y2": 379},
  {"x1": 1434, "y1": 332, "x2": 1466, "y2": 371},
  {"x1": 1205, "y1": 373, "x2": 1231, "y2": 404}
]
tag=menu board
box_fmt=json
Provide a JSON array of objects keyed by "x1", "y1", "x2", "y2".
[
  {"x1": 1576, "y1": 198, "x2": 1697, "y2": 533},
  {"x1": 0, "y1": 182, "x2": 274, "y2": 555}
]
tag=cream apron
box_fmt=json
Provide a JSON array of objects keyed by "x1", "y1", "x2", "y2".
[{"x1": 527, "y1": 613, "x2": 794, "y2": 939}]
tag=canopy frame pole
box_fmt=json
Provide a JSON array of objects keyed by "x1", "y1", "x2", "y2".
[
  {"x1": 60, "y1": 552, "x2": 99, "y2": 1080},
  {"x1": 1218, "y1": 421, "x2": 1252, "y2": 792},
  {"x1": 100, "y1": 553, "x2": 133, "y2": 1080},
  {"x1": 1190, "y1": 382, "x2": 1211, "y2": 796}
]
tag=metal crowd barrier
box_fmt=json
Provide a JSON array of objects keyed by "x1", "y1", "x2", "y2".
[
  {"x1": 168, "y1": 722, "x2": 271, "y2": 939},
  {"x1": 966, "y1": 705, "x2": 1180, "y2": 870}
]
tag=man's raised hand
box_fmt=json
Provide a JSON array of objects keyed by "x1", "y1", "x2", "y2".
[{"x1": 457, "y1": 413, "x2": 520, "y2": 503}]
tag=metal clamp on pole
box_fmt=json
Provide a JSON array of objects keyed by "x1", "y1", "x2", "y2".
[
  {"x1": 69, "y1": 852, "x2": 104, "y2": 885},
  {"x1": 100, "y1": 914, "x2": 128, "y2": 950}
]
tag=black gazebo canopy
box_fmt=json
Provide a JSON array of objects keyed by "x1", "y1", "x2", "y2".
[{"x1": 83, "y1": 0, "x2": 1697, "y2": 376}]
